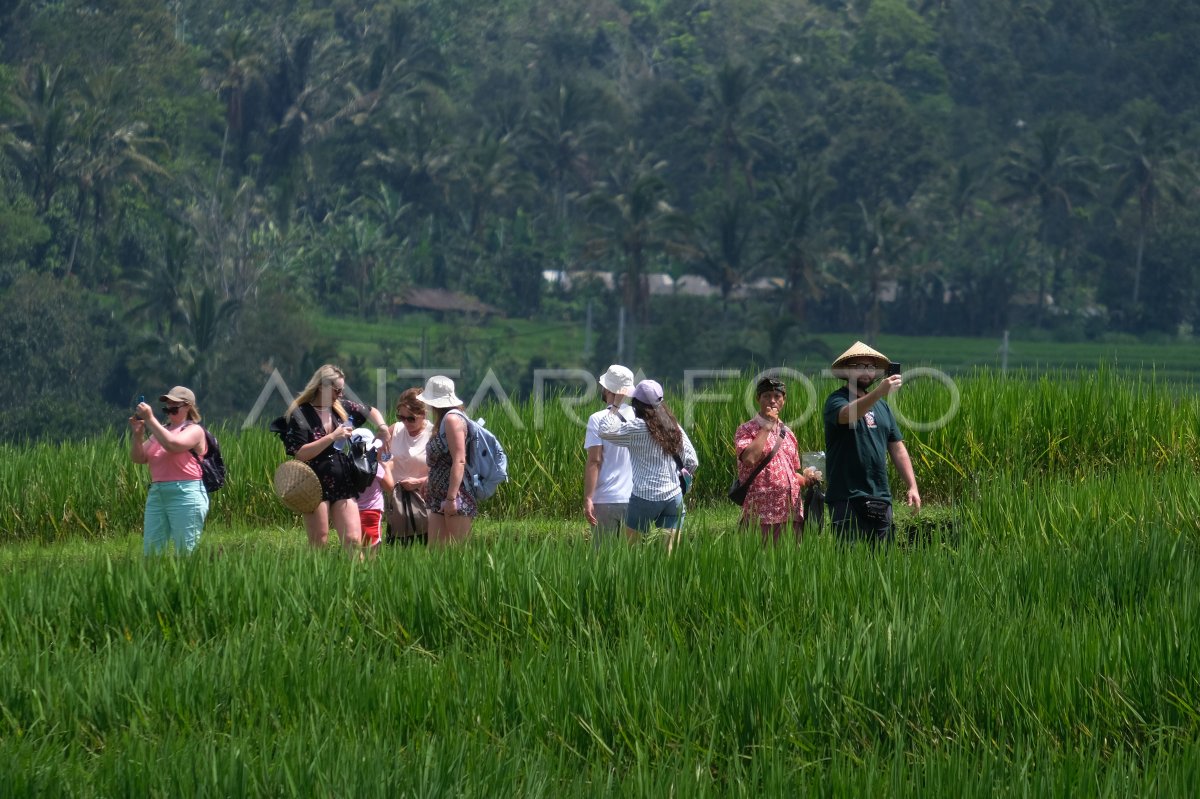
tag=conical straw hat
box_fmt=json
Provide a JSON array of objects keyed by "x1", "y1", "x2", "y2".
[
  {"x1": 831, "y1": 340, "x2": 890, "y2": 369},
  {"x1": 274, "y1": 460, "x2": 323, "y2": 514}
]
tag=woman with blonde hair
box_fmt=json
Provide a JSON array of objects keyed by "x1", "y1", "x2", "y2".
[
  {"x1": 278, "y1": 364, "x2": 392, "y2": 549},
  {"x1": 417, "y1": 375, "x2": 476, "y2": 546},
  {"x1": 129, "y1": 386, "x2": 210, "y2": 555}
]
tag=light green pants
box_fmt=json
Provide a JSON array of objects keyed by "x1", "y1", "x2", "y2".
[{"x1": 143, "y1": 480, "x2": 209, "y2": 555}]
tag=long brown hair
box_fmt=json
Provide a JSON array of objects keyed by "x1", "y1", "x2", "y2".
[
  {"x1": 430, "y1": 403, "x2": 465, "y2": 430},
  {"x1": 631, "y1": 398, "x2": 683, "y2": 456}
]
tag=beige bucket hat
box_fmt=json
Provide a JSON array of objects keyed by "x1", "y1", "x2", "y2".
[
  {"x1": 832, "y1": 341, "x2": 890, "y2": 371},
  {"x1": 598, "y1": 364, "x2": 635, "y2": 396},
  {"x1": 274, "y1": 460, "x2": 323, "y2": 514},
  {"x1": 416, "y1": 375, "x2": 463, "y2": 409}
]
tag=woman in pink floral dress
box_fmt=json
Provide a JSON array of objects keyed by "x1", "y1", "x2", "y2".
[{"x1": 734, "y1": 377, "x2": 821, "y2": 544}]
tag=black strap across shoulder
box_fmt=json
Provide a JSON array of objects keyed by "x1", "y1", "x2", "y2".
[{"x1": 738, "y1": 425, "x2": 789, "y2": 492}]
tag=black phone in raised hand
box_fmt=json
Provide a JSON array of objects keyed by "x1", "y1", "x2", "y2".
[{"x1": 886, "y1": 362, "x2": 902, "y2": 377}]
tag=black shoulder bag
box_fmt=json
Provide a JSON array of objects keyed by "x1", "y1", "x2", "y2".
[{"x1": 728, "y1": 426, "x2": 788, "y2": 506}]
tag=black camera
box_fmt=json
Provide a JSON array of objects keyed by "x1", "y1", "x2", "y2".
[{"x1": 886, "y1": 362, "x2": 902, "y2": 377}]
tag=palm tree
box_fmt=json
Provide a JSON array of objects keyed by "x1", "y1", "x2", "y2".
[
  {"x1": 1107, "y1": 122, "x2": 1192, "y2": 309},
  {"x1": 169, "y1": 285, "x2": 242, "y2": 394},
  {"x1": 64, "y1": 69, "x2": 168, "y2": 279},
  {"x1": 122, "y1": 226, "x2": 193, "y2": 339},
  {"x1": 357, "y1": 182, "x2": 415, "y2": 245},
  {"x1": 360, "y1": 101, "x2": 455, "y2": 219},
  {"x1": 184, "y1": 176, "x2": 275, "y2": 303},
  {"x1": 762, "y1": 164, "x2": 834, "y2": 322},
  {"x1": 1001, "y1": 121, "x2": 1096, "y2": 326},
  {"x1": 828, "y1": 199, "x2": 914, "y2": 345},
  {"x1": 527, "y1": 81, "x2": 613, "y2": 224},
  {"x1": 690, "y1": 193, "x2": 760, "y2": 303},
  {"x1": 327, "y1": 213, "x2": 396, "y2": 314},
  {"x1": 699, "y1": 62, "x2": 771, "y2": 195},
  {"x1": 3, "y1": 64, "x2": 75, "y2": 215},
  {"x1": 948, "y1": 162, "x2": 990, "y2": 229},
  {"x1": 368, "y1": 6, "x2": 449, "y2": 98},
  {"x1": 448, "y1": 127, "x2": 532, "y2": 240},
  {"x1": 204, "y1": 27, "x2": 268, "y2": 187},
  {"x1": 583, "y1": 147, "x2": 687, "y2": 328}
]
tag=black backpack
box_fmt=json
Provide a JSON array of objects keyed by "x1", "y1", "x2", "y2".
[{"x1": 186, "y1": 425, "x2": 227, "y2": 493}]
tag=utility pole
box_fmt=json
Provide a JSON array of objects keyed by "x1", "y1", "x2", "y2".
[
  {"x1": 617, "y1": 306, "x2": 625, "y2": 365},
  {"x1": 584, "y1": 299, "x2": 593, "y2": 360},
  {"x1": 999, "y1": 330, "x2": 1010, "y2": 373}
]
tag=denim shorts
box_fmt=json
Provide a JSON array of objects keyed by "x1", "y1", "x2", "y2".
[{"x1": 626, "y1": 493, "x2": 684, "y2": 533}]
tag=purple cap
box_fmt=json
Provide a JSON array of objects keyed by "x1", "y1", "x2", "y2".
[{"x1": 632, "y1": 379, "x2": 663, "y2": 407}]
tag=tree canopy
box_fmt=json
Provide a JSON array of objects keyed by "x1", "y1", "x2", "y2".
[{"x1": 1, "y1": 0, "x2": 1198, "y2": 436}]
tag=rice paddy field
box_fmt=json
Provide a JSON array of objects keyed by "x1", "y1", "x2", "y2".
[
  {"x1": 324, "y1": 310, "x2": 1200, "y2": 383},
  {"x1": 2, "y1": 368, "x2": 1199, "y2": 795}
]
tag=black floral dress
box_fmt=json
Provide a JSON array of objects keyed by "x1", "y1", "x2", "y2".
[{"x1": 283, "y1": 401, "x2": 368, "y2": 502}]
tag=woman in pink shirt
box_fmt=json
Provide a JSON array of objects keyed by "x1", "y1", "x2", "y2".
[
  {"x1": 734, "y1": 377, "x2": 821, "y2": 544},
  {"x1": 129, "y1": 386, "x2": 209, "y2": 555}
]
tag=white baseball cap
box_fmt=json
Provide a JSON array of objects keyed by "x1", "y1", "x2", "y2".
[{"x1": 351, "y1": 428, "x2": 382, "y2": 450}]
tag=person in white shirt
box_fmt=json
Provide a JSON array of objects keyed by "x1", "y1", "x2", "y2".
[
  {"x1": 385, "y1": 386, "x2": 434, "y2": 545},
  {"x1": 584, "y1": 365, "x2": 636, "y2": 546},
  {"x1": 598, "y1": 379, "x2": 699, "y2": 553}
]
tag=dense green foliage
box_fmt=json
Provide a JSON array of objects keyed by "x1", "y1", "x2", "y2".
[{"x1": 2, "y1": 0, "x2": 1199, "y2": 440}]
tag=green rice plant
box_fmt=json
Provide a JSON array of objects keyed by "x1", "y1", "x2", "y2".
[
  {"x1": 1, "y1": 467, "x2": 1198, "y2": 794},
  {"x1": 485, "y1": 367, "x2": 1199, "y2": 516},
  {"x1": 319, "y1": 310, "x2": 1200, "y2": 385},
  {"x1": 1, "y1": 371, "x2": 1197, "y2": 543},
  {"x1": 0, "y1": 426, "x2": 296, "y2": 544}
]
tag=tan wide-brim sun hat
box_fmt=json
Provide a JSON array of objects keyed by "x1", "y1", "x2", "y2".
[
  {"x1": 274, "y1": 460, "x2": 323, "y2": 514},
  {"x1": 831, "y1": 341, "x2": 890, "y2": 374}
]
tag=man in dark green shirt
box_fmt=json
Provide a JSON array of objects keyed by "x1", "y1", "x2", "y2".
[{"x1": 823, "y1": 341, "x2": 921, "y2": 544}]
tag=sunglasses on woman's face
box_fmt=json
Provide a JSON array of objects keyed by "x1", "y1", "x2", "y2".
[
  {"x1": 397, "y1": 414, "x2": 422, "y2": 423},
  {"x1": 161, "y1": 405, "x2": 185, "y2": 415}
]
